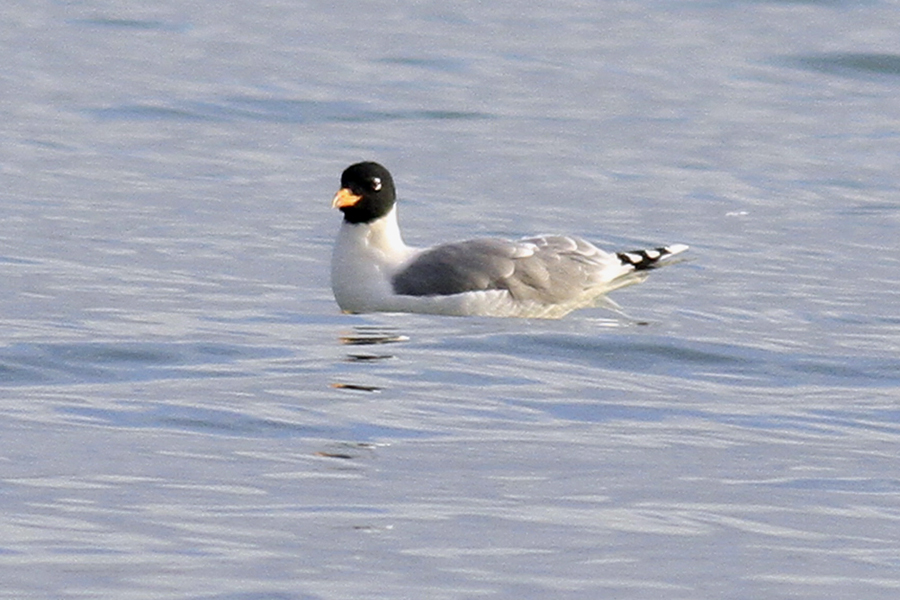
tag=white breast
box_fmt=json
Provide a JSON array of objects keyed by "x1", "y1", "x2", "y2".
[{"x1": 331, "y1": 207, "x2": 418, "y2": 313}]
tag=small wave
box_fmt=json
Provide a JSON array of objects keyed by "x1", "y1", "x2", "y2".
[
  {"x1": 68, "y1": 18, "x2": 189, "y2": 32},
  {"x1": 0, "y1": 342, "x2": 287, "y2": 386},
  {"x1": 787, "y1": 53, "x2": 900, "y2": 79},
  {"x1": 377, "y1": 56, "x2": 469, "y2": 73},
  {"x1": 458, "y1": 332, "x2": 900, "y2": 389},
  {"x1": 86, "y1": 98, "x2": 493, "y2": 124}
]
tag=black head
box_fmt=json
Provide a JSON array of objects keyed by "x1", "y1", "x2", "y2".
[{"x1": 332, "y1": 162, "x2": 397, "y2": 224}]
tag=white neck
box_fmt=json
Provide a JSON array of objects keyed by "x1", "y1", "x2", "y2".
[
  {"x1": 353, "y1": 205, "x2": 409, "y2": 257},
  {"x1": 331, "y1": 206, "x2": 417, "y2": 312}
]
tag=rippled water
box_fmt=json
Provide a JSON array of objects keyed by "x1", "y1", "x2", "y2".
[{"x1": 3, "y1": 0, "x2": 900, "y2": 598}]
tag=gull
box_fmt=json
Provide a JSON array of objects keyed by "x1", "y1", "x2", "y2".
[{"x1": 331, "y1": 161, "x2": 687, "y2": 319}]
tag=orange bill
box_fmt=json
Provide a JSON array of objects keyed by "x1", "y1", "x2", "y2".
[{"x1": 332, "y1": 188, "x2": 362, "y2": 208}]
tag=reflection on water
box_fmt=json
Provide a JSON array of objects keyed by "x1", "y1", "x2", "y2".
[
  {"x1": 331, "y1": 325, "x2": 409, "y2": 391},
  {"x1": 339, "y1": 326, "x2": 409, "y2": 346}
]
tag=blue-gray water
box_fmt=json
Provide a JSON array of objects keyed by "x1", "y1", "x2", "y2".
[{"x1": 3, "y1": 1, "x2": 900, "y2": 598}]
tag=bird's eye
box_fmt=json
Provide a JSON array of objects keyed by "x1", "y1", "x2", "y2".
[{"x1": 371, "y1": 177, "x2": 382, "y2": 191}]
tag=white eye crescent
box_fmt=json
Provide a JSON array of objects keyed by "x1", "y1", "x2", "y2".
[{"x1": 372, "y1": 177, "x2": 382, "y2": 191}]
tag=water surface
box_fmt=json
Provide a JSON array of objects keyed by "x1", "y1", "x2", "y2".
[{"x1": 3, "y1": 0, "x2": 900, "y2": 598}]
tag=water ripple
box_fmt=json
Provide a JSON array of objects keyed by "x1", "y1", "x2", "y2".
[
  {"x1": 787, "y1": 53, "x2": 900, "y2": 78},
  {"x1": 68, "y1": 18, "x2": 189, "y2": 32},
  {"x1": 87, "y1": 98, "x2": 493, "y2": 124},
  {"x1": 441, "y1": 333, "x2": 900, "y2": 388},
  {"x1": 0, "y1": 342, "x2": 288, "y2": 386}
]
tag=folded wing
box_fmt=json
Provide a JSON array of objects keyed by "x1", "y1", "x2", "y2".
[{"x1": 391, "y1": 235, "x2": 634, "y2": 304}]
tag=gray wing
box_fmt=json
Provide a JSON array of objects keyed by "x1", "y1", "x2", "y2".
[{"x1": 391, "y1": 236, "x2": 621, "y2": 303}]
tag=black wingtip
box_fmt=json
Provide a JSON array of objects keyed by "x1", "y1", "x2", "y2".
[{"x1": 616, "y1": 244, "x2": 689, "y2": 271}]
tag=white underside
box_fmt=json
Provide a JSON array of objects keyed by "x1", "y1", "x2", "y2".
[
  {"x1": 330, "y1": 206, "x2": 663, "y2": 319},
  {"x1": 339, "y1": 277, "x2": 647, "y2": 318}
]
